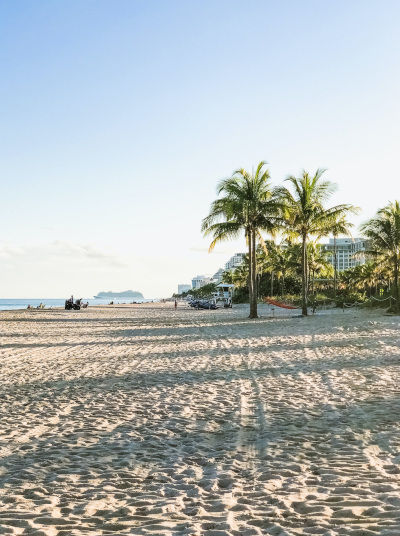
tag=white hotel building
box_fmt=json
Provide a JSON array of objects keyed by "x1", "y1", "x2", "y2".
[
  {"x1": 191, "y1": 275, "x2": 212, "y2": 290},
  {"x1": 322, "y1": 238, "x2": 368, "y2": 271},
  {"x1": 189, "y1": 253, "x2": 246, "y2": 291},
  {"x1": 187, "y1": 241, "x2": 367, "y2": 292},
  {"x1": 224, "y1": 253, "x2": 246, "y2": 271},
  {"x1": 178, "y1": 284, "x2": 192, "y2": 294}
]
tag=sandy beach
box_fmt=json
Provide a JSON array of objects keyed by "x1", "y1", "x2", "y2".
[{"x1": 1, "y1": 303, "x2": 400, "y2": 535}]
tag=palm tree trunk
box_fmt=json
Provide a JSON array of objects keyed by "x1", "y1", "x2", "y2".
[
  {"x1": 247, "y1": 229, "x2": 253, "y2": 313},
  {"x1": 271, "y1": 271, "x2": 274, "y2": 296},
  {"x1": 311, "y1": 269, "x2": 317, "y2": 313},
  {"x1": 253, "y1": 230, "x2": 258, "y2": 304},
  {"x1": 333, "y1": 236, "x2": 337, "y2": 298},
  {"x1": 311, "y1": 269, "x2": 315, "y2": 297},
  {"x1": 393, "y1": 258, "x2": 399, "y2": 313},
  {"x1": 249, "y1": 228, "x2": 258, "y2": 318},
  {"x1": 302, "y1": 234, "x2": 308, "y2": 315}
]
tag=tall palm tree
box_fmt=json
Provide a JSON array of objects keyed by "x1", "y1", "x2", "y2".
[
  {"x1": 202, "y1": 162, "x2": 280, "y2": 318},
  {"x1": 361, "y1": 201, "x2": 400, "y2": 313},
  {"x1": 278, "y1": 169, "x2": 357, "y2": 315}
]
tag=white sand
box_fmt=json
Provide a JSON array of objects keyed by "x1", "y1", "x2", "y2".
[{"x1": 1, "y1": 303, "x2": 400, "y2": 535}]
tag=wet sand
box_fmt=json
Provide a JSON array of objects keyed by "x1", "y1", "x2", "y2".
[{"x1": 1, "y1": 303, "x2": 400, "y2": 535}]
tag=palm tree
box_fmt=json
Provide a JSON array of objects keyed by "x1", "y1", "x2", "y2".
[
  {"x1": 278, "y1": 169, "x2": 357, "y2": 315},
  {"x1": 221, "y1": 270, "x2": 234, "y2": 284},
  {"x1": 359, "y1": 263, "x2": 380, "y2": 296},
  {"x1": 259, "y1": 241, "x2": 293, "y2": 296},
  {"x1": 340, "y1": 266, "x2": 359, "y2": 292},
  {"x1": 361, "y1": 201, "x2": 400, "y2": 313},
  {"x1": 202, "y1": 162, "x2": 281, "y2": 318},
  {"x1": 231, "y1": 258, "x2": 249, "y2": 288},
  {"x1": 341, "y1": 263, "x2": 380, "y2": 297}
]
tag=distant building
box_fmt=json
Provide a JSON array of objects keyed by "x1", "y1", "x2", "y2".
[
  {"x1": 322, "y1": 238, "x2": 368, "y2": 271},
  {"x1": 190, "y1": 255, "x2": 244, "y2": 292},
  {"x1": 192, "y1": 275, "x2": 212, "y2": 290},
  {"x1": 178, "y1": 284, "x2": 191, "y2": 294},
  {"x1": 212, "y1": 268, "x2": 224, "y2": 283},
  {"x1": 224, "y1": 253, "x2": 245, "y2": 271}
]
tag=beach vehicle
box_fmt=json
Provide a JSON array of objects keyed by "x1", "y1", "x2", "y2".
[
  {"x1": 188, "y1": 299, "x2": 217, "y2": 310},
  {"x1": 65, "y1": 298, "x2": 82, "y2": 310}
]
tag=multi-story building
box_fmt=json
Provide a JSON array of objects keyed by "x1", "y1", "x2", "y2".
[
  {"x1": 224, "y1": 253, "x2": 245, "y2": 271},
  {"x1": 212, "y1": 268, "x2": 224, "y2": 283},
  {"x1": 322, "y1": 238, "x2": 368, "y2": 271},
  {"x1": 189, "y1": 255, "x2": 244, "y2": 292},
  {"x1": 178, "y1": 284, "x2": 191, "y2": 294},
  {"x1": 191, "y1": 275, "x2": 212, "y2": 290}
]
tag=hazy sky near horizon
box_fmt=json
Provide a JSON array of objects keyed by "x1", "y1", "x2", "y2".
[{"x1": 1, "y1": 0, "x2": 399, "y2": 298}]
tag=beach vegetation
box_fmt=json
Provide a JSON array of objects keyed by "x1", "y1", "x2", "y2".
[
  {"x1": 175, "y1": 282, "x2": 218, "y2": 300},
  {"x1": 360, "y1": 201, "x2": 400, "y2": 313},
  {"x1": 202, "y1": 162, "x2": 281, "y2": 318},
  {"x1": 277, "y1": 169, "x2": 358, "y2": 315},
  {"x1": 202, "y1": 166, "x2": 400, "y2": 316}
]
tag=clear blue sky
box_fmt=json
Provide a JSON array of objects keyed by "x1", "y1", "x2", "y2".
[{"x1": 1, "y1": 0, "x2": 399, "y2": 298}]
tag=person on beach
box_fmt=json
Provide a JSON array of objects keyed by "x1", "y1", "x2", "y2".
[{"x1": 174, "y1": 299, "x2": 177, "y2": 309}]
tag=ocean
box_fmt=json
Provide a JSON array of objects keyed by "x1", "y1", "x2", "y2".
[{"x1": 0, "y1": 298, "x2": 156, "y2": 311}]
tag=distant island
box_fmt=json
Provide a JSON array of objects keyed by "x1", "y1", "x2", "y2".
[{"x1": 94, "y1": 290, "x2": 144, "y2": 299}]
